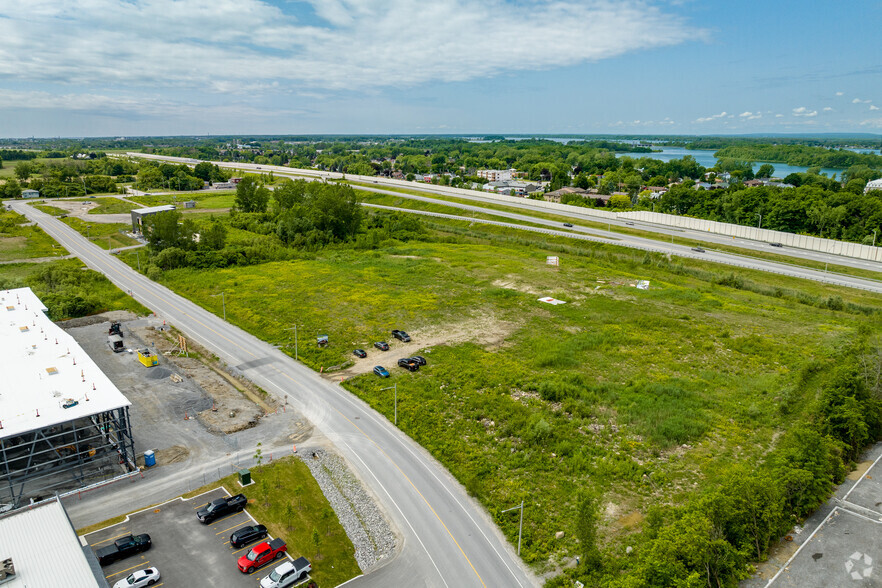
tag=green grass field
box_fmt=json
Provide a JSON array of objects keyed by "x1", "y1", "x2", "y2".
[
  {"x1": 127, "y1": 214, "x2": 880, "y2": 571},
  {"x1": 82, "y1": 196, "x2": 139, "y2": 214},
  {"x1": 347, "y1": 181, "x2": 882, "y2": 281},
  {"x1": 58, "y1": 216, "x2": 140, "y2": 249},
  {"x1": 128, "y1": 191, "x2": 236, "y2": 209},
  {"x1": 0, "y1": 209, "x2": 68, "y2": 261}
]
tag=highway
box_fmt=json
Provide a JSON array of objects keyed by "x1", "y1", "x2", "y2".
[
  {"x1": 124, "y1": 152, "x2": 882, "y2": 275},
  {"x1": 9, "y1": 203, "x2": 539, "y2": 587}
]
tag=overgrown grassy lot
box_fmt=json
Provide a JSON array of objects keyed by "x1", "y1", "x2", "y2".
[
  {"x1": 0, "y1": 209, "x2": 67, "y2": 261},
  {"x1": 58, "y1": 216, "x2": 140, "y2": 249},
  {"x1": 128, "y1": 191, "x2": 236, "y2": 209},
  {"x1": 77, "y1": 457, "x2": 360, "y2": 588},
  {"x1": 0, "y1": 258, "x2": 148, "y2": 320},
  {"x1": 350, "y1": 182, "x2": 882, "y2": 281},
  {"x1": 133, "y1": 215, "x2": 881, "y2": 582},
  {"x1": 83, "y1": 196, "x2": 139, "y2": 214}
]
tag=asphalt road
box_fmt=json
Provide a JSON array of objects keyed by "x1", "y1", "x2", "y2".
[
  {"x1": 9, "y1": 203, "x2": 539, "y2": 588},
  {"x1": 124, "y1": 152, "x2": 882, "y2": 274}
]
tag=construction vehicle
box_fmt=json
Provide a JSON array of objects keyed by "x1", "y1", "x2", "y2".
[
  {"x1": 108, "y1": 321, "x2": 122, "y2": 337},
  {"x1": 108, "y1": 334, "x2": 125, "y2": 353}
]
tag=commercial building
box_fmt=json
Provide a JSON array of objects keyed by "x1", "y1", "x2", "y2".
[
  {"x1": 0, "y1": 498, "x2": 108, "y2": 587},
  {"x1": 130, "y1": 205, "x2": 175, "y2": 234},
  {"x1": 866, "y1": 178, "x2": 882, "y2": 193},
  {"x1": 0, "y1": 288, "x2": 135, "y2": 509}
]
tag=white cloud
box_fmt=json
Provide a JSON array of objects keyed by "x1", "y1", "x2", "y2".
[
  {"x1": 792, "y1": 106, "x2": 817, "y2": 117},
  {"x1": 0, "y1": 0, "x2": 702, "y2": 96},
  {"x1": 835, "y1": 91, "x2": 844, "y2": 96},
  {"x1": 853, "y1": 98, "x2": 873, "y2": 104},
  {"x1": 739, "y1": 111, "x2": 761, "y2": 120},
  {"x1": 695, "y1": 111, "x2": 727, "y2": 123},
  {"x1": 871, "y1": 105, "x2": 880, "y2": 111},
  {"x1": 823, "y1": 107, "x2": 834, "y2": 111},
  {"x1": 860, "y1": 118, "x2": 882, "y2": 128},
  {"x1": 775, "y1": 114, "x2": 784, "y2": 118}
]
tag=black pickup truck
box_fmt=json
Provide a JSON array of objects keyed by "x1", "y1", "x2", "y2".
[
  {"x1": 95, "y1": 534, "x2": 152, "y2": 566},
  {"x1": 197, "y1": 494, "x2": 247, "y2": 524}
]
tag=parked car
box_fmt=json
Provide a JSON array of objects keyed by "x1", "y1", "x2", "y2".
[
  {"x1": 238, "y1": 538, "x2": 287, "y2": 574},
  {"x1": 96, "y1": 534, "x2": 152, "y2": 566},
  {"x1": 398, "y1": 358, "x2": 419, "y2": 372},
  {"x1": 562, "y1": 222, "x2": 573, "y2": 227},
  {"x1": 410, "y1": 355, "x2": 427, "y2": 366},
  {"x1": 197, "y1": 494, "x2": 247, "y2": 524},
  {"x1": 391, "y1": 329, "x2": 411, "y2": 342},
  {"x1": 373, "y1": 366, "x2": 390, "y2": 378},
  {"x1": 230, "y1": 524, "x2": 268, "y2": 549},
  {"x1": 353, "y1": 349, "x2": 367, "y2": 358},
  {"x1": 691, "y1": 247, "x2": 705, "y2": 253},
  {"x1": 260, "y1": 557, "x2": 312, "y2": 588},
  {"x1": 373, "y1": 341, "x2": 389, "y2": 351},
  {"x1": 112, "y1": 567, "x2": 160, "y2": 588}
]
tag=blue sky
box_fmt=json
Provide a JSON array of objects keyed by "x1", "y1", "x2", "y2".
[{"x1": 0, "y1": 0, "x2": 880, "y2": 137}]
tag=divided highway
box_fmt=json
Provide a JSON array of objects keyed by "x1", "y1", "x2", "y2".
[{"x1": 10, "y1": 203, "x2": 539, "y2": 587}]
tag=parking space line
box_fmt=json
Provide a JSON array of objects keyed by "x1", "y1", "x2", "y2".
[
  {"x1": 765, "y1": 508, "x2": 838, "y2": 587},
  {"x1": 105, "y1": 561, "x2": 150, "y2": 579},
  {"x1": 90, "y1": 531, "x2": 131, "y2": 546},
  {"x1": 209, "y1": 512, "x2": 248, "y2": 527},
  {"x1": 216, "y1": 522, "x2": 246, "y2": 535}
]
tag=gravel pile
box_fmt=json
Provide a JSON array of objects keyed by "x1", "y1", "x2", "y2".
[{"x1": 300, "y1": 449, "x2": 395, "y2": 571}]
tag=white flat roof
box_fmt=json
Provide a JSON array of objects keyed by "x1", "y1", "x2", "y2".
[
  {"x1": 0, "y1": 499, "x2": 100, "y2": 587},
  {"x1": 0, "y1": 288, "x2": 130, "y2": 439},
  {"x1": 132, "y1": 205, "x2": 176, "y2": 214}
]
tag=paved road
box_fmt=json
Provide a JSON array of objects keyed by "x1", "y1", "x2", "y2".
[
  {"x1": 123, "y1": 152, "x2": 882, "y2": 274},
  {"x1": 9, "y1": 202, "x2": 539, "y2": 588}
]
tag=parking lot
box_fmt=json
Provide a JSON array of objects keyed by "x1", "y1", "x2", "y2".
[
  {"x1": 766, "y1": 452, "x2": 882, "y2": 587},
  {"x1": 85, "y1": 488, "x2": 297, "y2": 587}
]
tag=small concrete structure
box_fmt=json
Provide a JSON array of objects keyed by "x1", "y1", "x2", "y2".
[
  {"x1": 130, "y1": 204, "x2": 175, "y2": 233},
  {"x1": 20, "y1": 189, "x2": 39, "y2": 199},
  {"x1": 184, "y1": 200, "x2": 196, "y2": 208}
]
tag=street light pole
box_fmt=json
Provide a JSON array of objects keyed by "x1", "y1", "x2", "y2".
[
  {"x1": 874, "y1": 229, "x2": 878, "y2": 247},
  {"x1": 501, "y1": 500, "x2": 525, "y2": 556},
  {"x1": 757, "y1": 214, "x2": 762, "y2": 229}
]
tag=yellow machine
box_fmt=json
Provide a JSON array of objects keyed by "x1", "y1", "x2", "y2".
[{"x1": 137, "y1": 348, "x2": 159, "y2": 367}]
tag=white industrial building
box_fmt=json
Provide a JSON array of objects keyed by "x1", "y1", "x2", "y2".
[
  {"x1": 865, "y1": 178, "x2": 882, "y2": 193},
  {"x1": 0, "y1": 287, "x2": 135, "y2": 509}
]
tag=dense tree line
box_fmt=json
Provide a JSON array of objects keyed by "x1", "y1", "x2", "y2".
[{"x1": 715, "y1": 144, "x2": 882, "y2": 169}]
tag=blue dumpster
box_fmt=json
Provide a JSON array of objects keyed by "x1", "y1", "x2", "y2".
[{"x1": 144, "y1": 450, "x2": 156, "y2": 467}]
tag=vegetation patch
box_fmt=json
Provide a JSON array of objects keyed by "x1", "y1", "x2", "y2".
[{"x1": 0, "y1": 209, "x2": 67, "y2": 261}]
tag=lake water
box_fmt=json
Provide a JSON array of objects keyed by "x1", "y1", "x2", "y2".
[{"x1": 614, "y1": 147, "x2": 843, "y2": 178}]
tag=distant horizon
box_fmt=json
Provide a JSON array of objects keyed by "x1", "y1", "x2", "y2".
[{"x1": 1, "y1": 132, "x2": 881, "y2": 142}]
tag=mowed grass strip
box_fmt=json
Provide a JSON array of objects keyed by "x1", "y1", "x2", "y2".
[
  {"x1": 0, "y1": 209, "x2": 67, "y2": 261},
  {"x1": 58, "y1": 216, "x2": 139, "y2": 249}
]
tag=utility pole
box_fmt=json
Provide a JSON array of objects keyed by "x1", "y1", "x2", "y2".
[
  {"x1": 757, "y1": 214, "x2": 762, "y2": 229},
  {"x1": 501, "y1": 500, "x2": 525, "y2": 555}
]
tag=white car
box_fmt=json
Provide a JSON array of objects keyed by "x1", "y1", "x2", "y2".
[{"x1": 112, "y1": 567, "x2": 160, "y2": 588}]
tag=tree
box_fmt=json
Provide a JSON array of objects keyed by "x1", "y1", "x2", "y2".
[
  {"x1": 285, "y1": 502, "x2": 296, "y2": 531},
  {"x1": 201, "y1": 219, "x2": 227, "y2": 250},
  {"x1": 143, "y1": 210, "x2": 194, "y2": 251},
  {"x1": 608, "y1": 194, "x2": 632, "y2": 209},
  {"x1": 235, "y1": 176, "x2": 270, "y2": 213},
  {"x1": 193, "y1": 161, "x2": 213, "y2": 182},
  {"x1": 312, "y1": 528, "x2": 321, "y2": 558},
  {"x1": 3, "y1": 178, "x2": 22, "y2": 199},
  {"x1": 320, "y1": 506, "x2": 334, "y2": 536},
  {"x1": 254, "y1": 441, "x2": 263, "y2": 467},
  {"x1": 14, "y1": 161, "x2": 33, "y2": 181},
  {"x1": 575, "y1": 493, "x2": 602, "y2": 571},
  {"x1": 756, "y1": 164, "x2": 775, "y2": 179}
]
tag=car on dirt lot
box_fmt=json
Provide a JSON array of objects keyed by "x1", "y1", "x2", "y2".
[
  {"x1": 230, "y1": 524, "x2": 268, "y2": 549},
  {"x1": 353, "y1": 349, "x2": 367, "y2": 358},
  {"x1": 112, "y1": 567, "x2": 160, "y2": 588},
  {"x1": 238, "y1": 538, "x2": 287, "y2": 574},
  {"x1": 410, "y1": 356, "x2": 427, "y2": 366},
  {"x1": 374, "y1": 341, "x2": 389, "y2": 351},
  {"x1": 391, "y1": 329, "x2": 411, "y2": 342},
  {"x1": 398, "y1": 358, "x2": 419, "y2": 371},
  {"x1": 373, "y1": 366, "x2": 390, "y2": 378}
]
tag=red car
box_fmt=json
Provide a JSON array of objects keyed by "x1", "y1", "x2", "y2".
[{"x1": 238, "y1": 538, "x2": 287, "y2": 574}]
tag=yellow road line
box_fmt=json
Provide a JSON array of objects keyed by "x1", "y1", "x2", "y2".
[
  {"x1": 105, "y1": 561, "x2": 149, "y2": 578},
  {"x1": 90, "y1": 531, "x2": 130, "y2": 546},
  {"x1": 216, "y1": 522, "x2": 245, "y2": 535},
  {"x1": 210, "y1": 512, "x2": 247, "y2": 527}
]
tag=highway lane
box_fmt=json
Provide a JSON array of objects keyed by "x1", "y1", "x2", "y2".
[
  {"x1": 124, "y1": 152, "x2": 882, "y2": 274},
  {"x1": 9, "y1": 202, "x2": 539, "y2": 588},
  {"x1": 359, "y1": 203, "x2": 882, "y2": 293}
]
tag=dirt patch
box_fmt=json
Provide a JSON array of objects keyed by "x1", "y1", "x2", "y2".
[
  {"x1": 155, "y1": 445, "x2": 190, "y2": 464},
  {"x1": 847, "y1": 460, "x2": 875, "y2": 481},
  {"x1": 0, "y1": 236, "x2": 26, "y2": 250},
  {"x1": 753, "y1": 536, "x2": 800, "y2": 580},
  {"x1": 326, "y1": 313, "x2": 520, "y2": 380},
  {"x1": 58, "y1": 310, "x2": 141, "y2": 329},
  {"x1": 131, "y1": 324, "x2": 273, "y2": 434},
  {"x1": 615, "y1": 511, "x2": 644, "y2": 529},
  {"x1": 492, "y1": 278, "x2": 540, "y2": 295}
]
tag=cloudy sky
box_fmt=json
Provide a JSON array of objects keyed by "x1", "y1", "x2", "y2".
[{"x1": 1, "y1": 0, "x2": 880, "y2": 137}]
